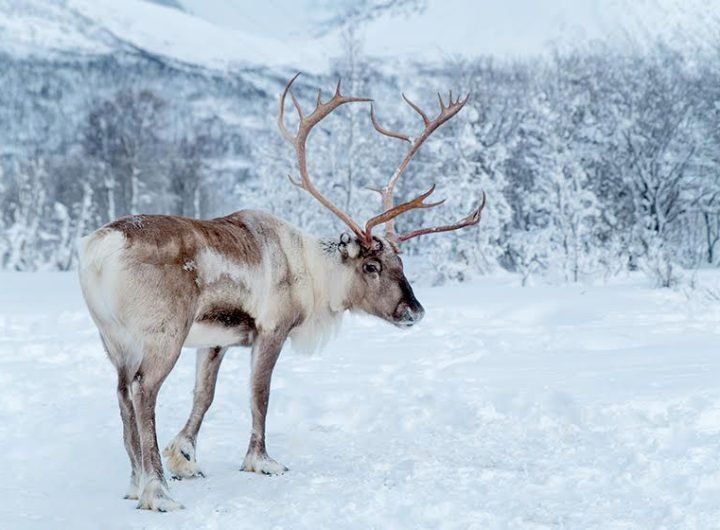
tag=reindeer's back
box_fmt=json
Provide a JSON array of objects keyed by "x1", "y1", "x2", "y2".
[{"x1": 77, "y1": 212, "x2": 268, "y2": 336}]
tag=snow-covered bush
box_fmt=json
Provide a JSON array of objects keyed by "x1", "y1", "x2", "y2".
[{"x1": 641, "y1": 238, "x2": 686, "y2": 288}]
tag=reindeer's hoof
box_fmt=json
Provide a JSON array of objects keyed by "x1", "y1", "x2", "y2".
[
  {"x1": 123, "y1": 476, "x2": 141, "y2": 500},
  {"x1": 164, "y1": 436, "x2": 205, "y2": 479},
  {"x1": 241, "y1": 453, "x2": 289, "y2": 475},
  {"x1": 123, "y1": 488, "x2": 140, "y2": 501},
  {"x1": 136, "y1": 480, "x2": 183, "y2": 512}
]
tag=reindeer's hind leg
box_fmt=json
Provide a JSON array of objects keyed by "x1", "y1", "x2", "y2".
[
  {"x1": 164, "y1": 346, "x2": 227, "y2": 479},
  {"x1": 117, "y1": 369, "x2": 142, "y2": 499},
  {"x1": 131, "y1": 337, "x2": 184, "y2": 512},
  {"x1": 99, "y1": 334, "x2": 142, "y2": 500}
]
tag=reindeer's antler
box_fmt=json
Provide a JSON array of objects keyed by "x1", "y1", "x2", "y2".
[
  {"x1": 367, "y1": 91, "x2": 486, "y2": 244},
  {"x1": 396, "y1": 192, "x2": 486, "y2": 242},
  {"x1": 278, "y1": 73, "x2": 373, "y2": 245},
  {"x1": 278, "y1": 74, "x2": 485, "y2": 249}
]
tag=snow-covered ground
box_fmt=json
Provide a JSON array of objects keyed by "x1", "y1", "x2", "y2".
[{"x1": 1, "y1": 271, "x2": 720, "y2": 529}]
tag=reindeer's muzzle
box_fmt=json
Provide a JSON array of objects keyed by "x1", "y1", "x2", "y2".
[{"x1": 393, "y1": 279, "x2": 425, "y2": 327}]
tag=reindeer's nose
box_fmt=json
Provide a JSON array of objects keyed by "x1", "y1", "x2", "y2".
[
  {"x1": 395, "y1": 300, "x2": 424, "y2": 327},
  {"x1": 408, "y1": 303, "x2": 425, "y2": 324}
]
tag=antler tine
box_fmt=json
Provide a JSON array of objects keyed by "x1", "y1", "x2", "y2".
[
  {"x1": 277, "y1": 72, "x2": 302, "y2": 143},
  {"x1": 290, "y1": 91, "x2": 304, "y2": 119},
  {"x1": 278, "y1": 73, "x2": 373, "y2": 244},
  {"x1": 370, "y1": 103, "x2": 411, "y2": 143},
  {"x1": 366, "y1": 90, "x2": 471, "y2": 243},
  {"x1": 402, "y1": 93, "x2": 431, "y2": 125},
  {"x1": 397, "y1": 191, "x2": 486, "y2": 242},
  {"x1": 364, "y1": 184, "x2": 446, "y2": 241}
]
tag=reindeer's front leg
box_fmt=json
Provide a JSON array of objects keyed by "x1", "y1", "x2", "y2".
[{"x1": 241, "y1": 331, "x2": 288, "y2": 475}]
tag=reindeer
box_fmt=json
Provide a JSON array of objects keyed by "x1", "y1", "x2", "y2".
[{"x1": 78, "y1": 74, "x2": 485, "y2": 511}]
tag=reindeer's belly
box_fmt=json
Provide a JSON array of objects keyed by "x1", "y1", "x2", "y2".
[{"x1": 184, "y1": 307, "x2": 257, "y2": 348}]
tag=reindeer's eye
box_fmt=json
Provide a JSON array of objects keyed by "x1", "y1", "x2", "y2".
[{"x1": 363, "y1": 262, "x2": 381, "y2": 275}]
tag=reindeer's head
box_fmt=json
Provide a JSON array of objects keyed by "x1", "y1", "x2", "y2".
[
  {"x1": 279, "y1": 74, "x2": 486, "y2": 328},
  {"x1": 336, "y1": 233, "x2": 424, "y2": 327}
]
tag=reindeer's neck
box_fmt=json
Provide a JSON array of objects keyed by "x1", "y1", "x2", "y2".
[
  {"x1": 303, "y1": 235, "x2": 354, "y2": 315},
  {"x1": 286, "y1": 235, "x2": 352, "y2": 354}
]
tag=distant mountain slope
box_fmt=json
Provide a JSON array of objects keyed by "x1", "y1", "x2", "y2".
[
  {"x1": 0, "y1": 0, "x2": 326, "y2": 71},
  {"x1": 0, "y1": 0, "x2": 706, "y2": 74},
  {"x1": 0, "y1": 0, "x2": 114, "y2": 57},
  {"x1": 171, "y1": 0, "x2": 711, "y2": 60}
]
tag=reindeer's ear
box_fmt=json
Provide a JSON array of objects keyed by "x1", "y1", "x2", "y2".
[{"x1": 338, "y1": 232, "x2": 361, "y2": 259}]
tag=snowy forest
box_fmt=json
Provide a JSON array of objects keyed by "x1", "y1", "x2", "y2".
[{"x1": 1, "y1": 6, "x2": 719, "y2": 288}]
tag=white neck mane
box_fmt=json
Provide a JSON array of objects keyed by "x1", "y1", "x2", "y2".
[{"x1": 287, "y1": 235, "x2": 353, "y2": 355}]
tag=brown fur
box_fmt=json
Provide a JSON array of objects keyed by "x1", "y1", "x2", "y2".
[{"x1": 109, "y1": 213, "x2": 262, "y2": 268}]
